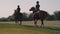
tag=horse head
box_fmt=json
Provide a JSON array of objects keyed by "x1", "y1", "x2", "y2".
[{"x1": 29, "y1": 7, "x2": 36, "y2": 11}]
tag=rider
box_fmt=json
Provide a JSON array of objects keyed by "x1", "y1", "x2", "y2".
[
  {"x1": 33, "y1": 1, "x2": 40, "y2": 16},
  {"x1": 16, "y1": 5, "x2": 21, "y2": 16},
  {"x1": 16, "y1": 5, "x2": 21, "y2": 13},
  {"x1": 36, "y1": 1, "x2": 40, "y2": 12}
]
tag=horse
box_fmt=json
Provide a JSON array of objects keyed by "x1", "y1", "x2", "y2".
[
  {"x1": 13, "y1": 10, "x2": 23, "y2": 25},
  {"x1": 29, "y1": 7, "x2": 48, "y2": 28}
]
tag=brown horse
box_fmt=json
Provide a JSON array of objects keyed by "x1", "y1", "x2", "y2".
[
  {"x1": 29, "y1": 7, "x2": 48, "y2": 28},
  {"x1": 13, "y1": 10, "x2": 23, "y2": 25}
]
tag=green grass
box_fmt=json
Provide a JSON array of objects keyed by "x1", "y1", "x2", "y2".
[{"x1": 0, "y1": 23, "x2": 60, "y2": 34}]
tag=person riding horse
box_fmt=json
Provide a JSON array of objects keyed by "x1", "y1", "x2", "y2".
[
  {"x1": 13, "y1": 5, "x2": 23, "y2": 25},
  {"x1": 29, "y1": 1, "x2": 48, "y2": 28},
  {"x1": 15, "y1": 5, "x2": 21, "y2": 21}
]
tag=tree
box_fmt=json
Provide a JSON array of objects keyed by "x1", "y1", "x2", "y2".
[
  {"x1": 7, "y1": 16, "x2": 14, "y2": 21},
  {"x1": 22, "y1": 12, "x2": 28, "y2": 21},
  {"x1": 47, "y1": 14, "x2": 55, "y2": 20},
  {"x1": 28, "y1": 13, "x2": 33, "y2": 21},
  {"x1": 54, "y1": 11, "x2": 60, "y2": 20},
  {"x1": 0, "y1": 17, "x2": 7, "y2": 21}
]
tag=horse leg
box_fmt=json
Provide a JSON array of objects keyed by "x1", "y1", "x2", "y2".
[
  {"x1": 41, "y1": 19, "x2": 44, "y2": 28},
  {"x1": 15, "y1": 18, "x2": 17, "y2": 24},
  {"x1": 19, "y1": 17, "x2": 22, "y2": 25},
  {"x1": 34, "y1": 19, "x2": 37, "y2": 27},
  {"x1": 19, "y1": 20, "x2": 22, "y2": 25},
  {"x1": 15, "y1": 20, "x2": 19, "y2": 25},
  {"x1": 16, "y1": 18, "x2": 20, "y2": 25}
]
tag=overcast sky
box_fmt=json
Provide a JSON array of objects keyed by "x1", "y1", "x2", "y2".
[{"x1": 0, "y1": 0, "x2": 60, "y2": 18}]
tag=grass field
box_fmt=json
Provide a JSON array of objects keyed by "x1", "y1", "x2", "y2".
[{"x1": 0, "y1": 21, "x2": 60, "y2": 34}]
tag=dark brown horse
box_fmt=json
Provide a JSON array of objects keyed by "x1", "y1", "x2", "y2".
[
  {"x1": 29, "y1": 7, "x2": 48, "y2": 28},
  {"x1": 13, "y1": 10, "x2": 23, "y2": 25}
]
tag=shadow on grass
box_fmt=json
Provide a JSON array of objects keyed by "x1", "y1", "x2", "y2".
[
  {"x1": 44, "y1": 27, "x2": 60, "y2": 30},
  {"x1": 21, "y1": 25, "x2": 40, "y2": 28},
  {"x1": 0, "y1": 23, "x2": 60, "y2": 31},
  {"x1": 20, "y1": 25, "x2": 60, "y2": 31}
]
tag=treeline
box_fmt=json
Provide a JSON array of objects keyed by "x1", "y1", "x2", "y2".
[
  {"x1": 0, "y1": 12, "x2": 33, "y2": 21},
  {"x1": 0, "y1": 11, "x2": 60, "y2": 21},
  {"x1": 47, "y1": 11, "x2": 60, "y2": 20}
]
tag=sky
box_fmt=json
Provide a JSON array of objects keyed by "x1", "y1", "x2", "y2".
[{"x1": 0, "y1": 0, "x2": 60, "y2": 18}]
